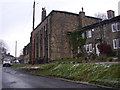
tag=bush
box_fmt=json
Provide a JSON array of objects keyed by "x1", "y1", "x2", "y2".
[
  {"x1": 98, "y1": 42, "x2": 113, "y2": 56},
  {"x1": 40, "y1": 57, "x2": 44, "y2": 64},
  {"x1": 36, "y1": 57, "x2": 44, "y2": 64}
]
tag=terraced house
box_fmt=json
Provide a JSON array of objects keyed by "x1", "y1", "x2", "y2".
[{"x1": 83, "y1": 10, "x2": 120, "y2": 56}]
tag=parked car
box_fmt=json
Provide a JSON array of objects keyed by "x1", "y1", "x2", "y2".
[{"x1": 3, "y1": 58, "x2": 12, "y2": 67}]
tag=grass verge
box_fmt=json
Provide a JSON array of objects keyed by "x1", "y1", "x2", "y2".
[
  {"x1": 50, "y1": 59, "x2": 83, "y2": 63},
  {"x1": 18, "y1": 63, "x2": 120, "y2": 88},
  {"x1": 12, "y1": 64, "x2": 28, "y2": 67}
]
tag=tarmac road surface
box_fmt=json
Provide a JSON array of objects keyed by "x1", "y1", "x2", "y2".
[{"x1": 2, "y1": 67, "x2": 117, "y2": 90}]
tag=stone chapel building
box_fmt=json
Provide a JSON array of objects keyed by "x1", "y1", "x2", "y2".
[{"x1": 28, "y1": 8, "x2": 101, "y2": 63}]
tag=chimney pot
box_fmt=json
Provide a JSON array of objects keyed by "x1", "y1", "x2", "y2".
[
  {"x1": 107, "y1": 10, "x2": 115, "y2": 19},
  {"x1": 41, "y1": 8, "x2": 46, "y2": 21}
]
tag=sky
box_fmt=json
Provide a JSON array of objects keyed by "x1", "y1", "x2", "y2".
[{"x1": 0, "y1": 0, "x2": 120, "y2": 57}]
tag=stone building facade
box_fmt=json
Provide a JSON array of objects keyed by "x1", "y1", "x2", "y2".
[
  {"x1": 83, "y1": 10, "x2": 120, "y2": 56},
  {"x1": 23, "y1": 43, "x2": 31, "y2": 64},
  {"x1": 29, "y1": 8, "x2": 101, "y2": 63}
]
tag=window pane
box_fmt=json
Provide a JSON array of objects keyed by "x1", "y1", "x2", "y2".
[
  {"x1": 115, "y1": 40, "x2": 117, "y2": 48},
  {"x1": 89, "y1": 30, "x2": 92, "y2": 38},
  {"x1": 112, "y1": 24, "x2": 117, "y2": 32},
  {"x1": 117, "y1": 23, "x2": 120, "y2": 31},
  {"x1": 118, "y1": 39, "x2": 120, "y2": 48},
  {"x1": 89, "y1": 44, "x2": 92, "y2": 52},
  {"x1": 86, "y1": 45, "x2": 89, "y2": 51},
  {"x1": 82, "y1": 33, "x2": 85, "y2": 39},
  {"x1": 113, "y1": 39, "x2": 117, "y2": 49},
  {"x1": 78, "y1": 46, "x2": 80, "y2": 54},
  {"x1": 87, "y1": 30, "x2": 92, "y2": 38}
]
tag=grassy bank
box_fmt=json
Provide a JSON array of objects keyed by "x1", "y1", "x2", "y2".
[
  {"x1": 12, "y1": 64, "x2": 28, "y2": 67},
  {"x1": 19, "y1": 63, "x2": 120, "y2": 88},
  {"x1": 50, "y1": 59, "x2": 83, "y2": 63}
]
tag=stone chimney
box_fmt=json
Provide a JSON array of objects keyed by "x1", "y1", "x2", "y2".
[
  {"x1": 41, "y1": 8, "x2": 46, "y2": 21},
  {"x1": 79, "y1": 7, "x2": 85, "y2": 28},
  {"x1": 107, "y1": 10, "x2": 115, "y2": 19}
]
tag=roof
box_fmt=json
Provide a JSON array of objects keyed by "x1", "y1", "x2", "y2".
[
  {"x1": 82, "y1": 15, "x2": 120, "y2": 30},
  {"x1": 34, "y1": 10, "x2": 101, "y2": 30},
  {"x1": 52, "y1": 10, "x2": 79, "y2": 16}
]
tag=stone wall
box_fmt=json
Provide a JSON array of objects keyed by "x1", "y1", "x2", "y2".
[
  {"x1": 33, "y1": 15, "x2": 51, "y2": 63},
  {"x1": 50, "y1": 11, "x2": 79, "y2": 60}
]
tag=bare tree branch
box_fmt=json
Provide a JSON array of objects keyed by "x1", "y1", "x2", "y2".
[
  {"x1": 0, "y1": 39, "x2": 8, "y2": 54},
  {"x1": 94, "y1": 12, "x2": 107, "y2": 20}
]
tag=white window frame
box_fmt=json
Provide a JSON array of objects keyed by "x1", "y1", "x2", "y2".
[
  {"x1": 113, "y1": 39, "x2": 117, "y2": 49},
  {"x1": 77, "y1": 46, "x2": 80, "y2": 54},
  {"x1": 89, "y1": 44, "x2": 92, "y2": 52},
  {"x1": 112, "y1": 23, "x2": 117, "y2": 32},
  {"x1": 113, "y1": 39, "x2": 120, "y2": 49},
  {"x1": 116, "y1": 23, "x2": 120, "y2": 31},
  {"x1": 87, "y1": 30, "x2": 92, "y2": 38},
  {"x1": 85, "y1": 44, "x2": 93, "y2": 53},
  {"x1": 118, "y1": 39, "x2": 120, "y2": 48},
  {"x1": 86, "y1": 44, "x2": 89, "y2": 52},
  {"x1": 82, "y1": 33, "x2": 85, "y2": 39},
  {"x1": 112, "y1": 23, "x2": 120, "y2": 32}
]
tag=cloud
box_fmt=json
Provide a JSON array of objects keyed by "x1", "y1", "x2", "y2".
[
  {"x1": 0, "y1": 0, "x2": 33, "y2": 3},
  {"x1": 2, "y1": 23, "x2": 31, "y2": 56}
]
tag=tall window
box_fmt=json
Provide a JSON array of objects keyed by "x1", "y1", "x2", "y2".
[
  {"x1": 113, "y1": 39, "x2": 120, "y2": 49},
  {"x1": 117, "y1": 23, "x2": 120, "y2": 31},
  {"x1": 85, "y1": 44, "x2": 92, "y2": 53},
  {"x1": 112, "y1": 23, "x2": 120, "y2": 32},
  {"x1": 119, "y1": 39, "x2": 120, "y2": 48},
  {"x1": 82, "y1": 33, "x2": 85, "y2": 39},
  {"x1": 77, "y1": 46, "x2": 80, "y2": 54},
  {"x1": 89, "y1": 44, "x2": 92, "y2": 52},
  {"x1": 87, "y1": 30, "x2": 92, "y2": 38}
]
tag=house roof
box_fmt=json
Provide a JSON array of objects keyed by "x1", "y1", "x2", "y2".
[
  {"x1": 52, "y1": 10, "x2": 79, "y2": 16},
  {"x1": 82, "y1": 15, "x2": 120, "y2": 30}
]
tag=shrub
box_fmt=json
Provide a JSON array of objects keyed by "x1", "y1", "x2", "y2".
[{"x1": 98, "y1": 42, "x2": 113, "y2": 56}]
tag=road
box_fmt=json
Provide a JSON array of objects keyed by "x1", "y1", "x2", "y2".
[{"x1": 2, "y1": 66, "x2": 116, "y2": 89}]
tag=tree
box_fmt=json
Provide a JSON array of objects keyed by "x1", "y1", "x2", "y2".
[
  {"x1": 69, "y1": 30, "x2": 87, "y2": 58},
  {"x1": 94, "y1": 12, "x2": 107, "y2": 20},
  {"x1": 19, "y1": 49, "x2": 23, "y2": 56},
  {"x1": 0, "y1": 39, "x2": 8, "y2": 54}
]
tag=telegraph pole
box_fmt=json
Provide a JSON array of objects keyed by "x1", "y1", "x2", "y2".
[
  {"x1": 33, "y1": 1, "x2": 35, "y2": 30},
  {"x1": 32, "y1": 1, "x2": 35, "y2": 65}
]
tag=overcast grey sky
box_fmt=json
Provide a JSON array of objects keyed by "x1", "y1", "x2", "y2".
[{"x1": 0, "y1": 0, "x2": 119, "y2": 57}]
